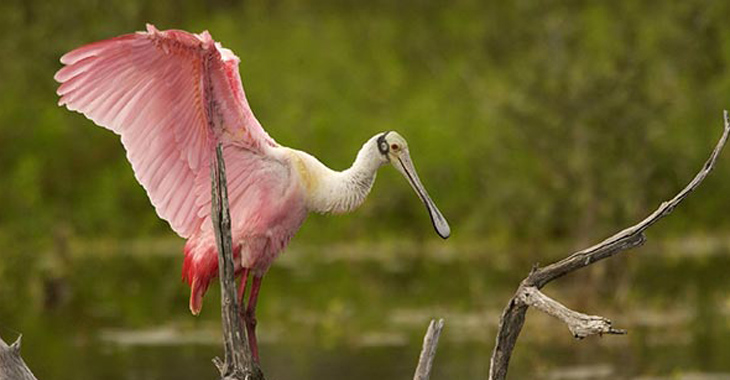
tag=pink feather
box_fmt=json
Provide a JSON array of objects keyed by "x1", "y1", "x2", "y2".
[{"x1": 56, "y1": 24, "x2": 307, "y2": 315}]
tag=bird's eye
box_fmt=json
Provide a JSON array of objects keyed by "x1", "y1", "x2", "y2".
[{"x1": 390, "y1": 144, "x2": 399, "y2": 151}]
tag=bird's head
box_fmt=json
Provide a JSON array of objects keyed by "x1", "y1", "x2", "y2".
[{"x1": 375, "y1": 131, "x2": 451, "y2": 239}]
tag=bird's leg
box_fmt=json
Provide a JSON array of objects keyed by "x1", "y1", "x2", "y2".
[
  {"x1": 237, "y1": 267, "x2": 250, "y2": 306},
  {"x1": 244, "y1": 275, "x2": 263, "y2": 363}
]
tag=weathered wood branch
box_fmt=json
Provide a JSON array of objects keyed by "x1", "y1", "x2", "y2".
[
  {"x1": 519, "y1": 287, "x2": 625, "y2": 339},
  {"x1": 413, "y1": 319, "x2": 445, "y2": 380},
  {"x1": 488, "y1": 111, "x2": 730, "y2": 380},
  {"x1": 0, "y1": 335, "x2": 37, "y2": 380},
  {"x1": 211, "y1": 144, "x2": 264, "y2": 380}
]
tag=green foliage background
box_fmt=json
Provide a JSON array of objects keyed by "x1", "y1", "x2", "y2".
[
  {"x1": 2, "y1": 1, "x2": 730, "y2": 281},
  {"x1": 3, "y1": 2, "x2": 730, "y2": 378}
]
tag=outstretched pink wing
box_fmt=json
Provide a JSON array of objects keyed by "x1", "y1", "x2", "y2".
[{"x1": 55, "y1": 24, "x2": 278, "y2": 238}]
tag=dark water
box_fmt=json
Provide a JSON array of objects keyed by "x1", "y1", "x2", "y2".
[{"x1": 3, "y1": 240, "x2": 730, "y2": 380}]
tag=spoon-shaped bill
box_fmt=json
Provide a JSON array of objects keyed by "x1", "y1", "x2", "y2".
[{"x1": 392, "y1": 151, "x2": 451, "y2": 239}]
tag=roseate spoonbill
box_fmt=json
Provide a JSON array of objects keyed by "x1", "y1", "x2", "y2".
[{"x1": 54, "y1": 24, "x2": 450, "y2": 361}]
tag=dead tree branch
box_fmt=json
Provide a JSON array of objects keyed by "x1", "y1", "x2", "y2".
[
  {"x1": 488, "y1": 111, "x2": 730, "y2": 380},
  {"x1": 518, "y1": 287, "x2": 626, "y2": 339},
  {"x1": 211, "y1": 144, "x2": 264, "y2": 380},
  {"x1": 0, "y1": 335, "x2": 37, "y2": 380},
  {"x1": 413, "y1": 319, "x2": 445, "y2": 380}
]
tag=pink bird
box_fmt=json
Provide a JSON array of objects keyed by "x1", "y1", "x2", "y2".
[{"x1": 54, "y1": 24, "x2": 450, "y2": 361}]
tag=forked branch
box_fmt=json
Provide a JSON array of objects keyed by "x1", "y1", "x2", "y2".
[
  {"x1": 488, "y1": 111, "x2": 730, "y2": 380},
  {"x1": 518, "y1": 287, "x2": 626, "y2": 339}
]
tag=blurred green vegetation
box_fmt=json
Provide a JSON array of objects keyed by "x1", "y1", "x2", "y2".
[
  {"x1": 3, "y1": 0, "x2": 730, "y2": 249},
  {"x1": 3, "y1": 1, "x2": 730, "y2": 378}
]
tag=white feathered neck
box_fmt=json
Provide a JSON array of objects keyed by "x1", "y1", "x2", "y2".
[{"x1": 288, "y1": 135, "x2": 388, "y2": 214}]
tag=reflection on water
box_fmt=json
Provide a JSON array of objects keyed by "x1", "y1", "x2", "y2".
[{"x1": 2, "y1": 240, "x2": 730, "y2": 380}]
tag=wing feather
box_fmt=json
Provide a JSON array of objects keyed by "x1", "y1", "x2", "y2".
[{"x1": 56, "y1": 24, "x2": 278, "y2": 237}]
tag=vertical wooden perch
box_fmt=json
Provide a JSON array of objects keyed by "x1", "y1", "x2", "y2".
[{"x1": 211, "y1": 144, "x2": 265, "y2": 380}]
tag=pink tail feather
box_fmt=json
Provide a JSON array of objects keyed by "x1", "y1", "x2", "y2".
[{"x1": 182, "y1": 240, "x2": 242, "y2": 315}]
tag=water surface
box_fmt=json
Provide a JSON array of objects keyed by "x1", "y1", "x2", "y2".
[{"x1": 3, "y1": 240, "x2": 730, "y2": 380}]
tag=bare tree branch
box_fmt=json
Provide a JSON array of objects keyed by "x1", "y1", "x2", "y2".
[
  {"x1": 519, "y1": 287, "x2": 626, "y2": 339},
  {"x1": 413, "y1": 319, "x2": 445, "y2": 380},
  {"x1": 211, "y1": 144, "x2": 264, "y2": 380},
  {"x1": 488, "y1": 111, "x2": 730, "y2": 380},
  {"x1": 0, "y1": 335, "x2": 37, "y2": 380}
]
